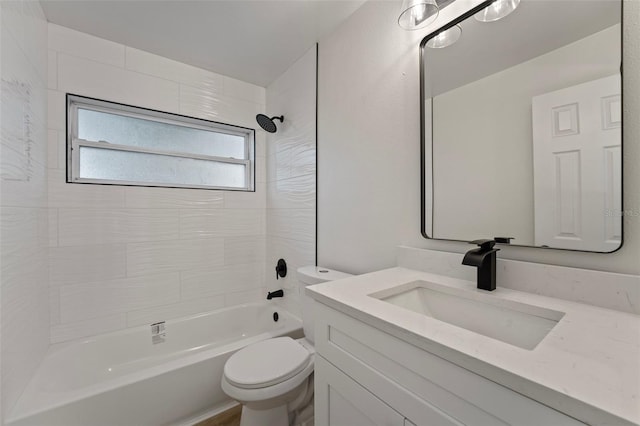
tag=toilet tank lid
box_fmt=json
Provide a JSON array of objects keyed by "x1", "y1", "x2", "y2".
[{"x1": 297, "y1": 266, "x2": 353, "y2": 285}]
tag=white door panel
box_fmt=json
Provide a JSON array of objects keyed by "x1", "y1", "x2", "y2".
[{"x1": 532, "y1": 74, "x2": 621, "y2": 251}]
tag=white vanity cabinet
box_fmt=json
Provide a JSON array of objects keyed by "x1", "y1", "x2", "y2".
[
  {"x1": 315, "y1": 356, "x2": 406, "y2": 426},
  {"x1": 313, "y1": 302, "x2": 586, "y2": 426}
]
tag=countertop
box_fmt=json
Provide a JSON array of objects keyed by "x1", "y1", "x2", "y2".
[{"x1": 307, "y1": 267, "x2": 640, "y2": 425}]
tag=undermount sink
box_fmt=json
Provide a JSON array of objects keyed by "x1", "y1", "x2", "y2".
[{"x1": 369, "y1": 281, "x2": 565, "y2": 350}]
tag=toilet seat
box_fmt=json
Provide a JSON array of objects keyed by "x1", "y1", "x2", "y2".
[{"x1": 224, "y1": 337, "x2": 312, "y2": 389}]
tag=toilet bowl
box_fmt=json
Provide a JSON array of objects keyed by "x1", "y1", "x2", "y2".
[{"x1": 221, "y1": 266, "x2": 352, "y2": 426}]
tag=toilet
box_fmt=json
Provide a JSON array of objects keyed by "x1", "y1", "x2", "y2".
[{"x1": 221, "y1": 266, "x2": 352, "y2": 426}]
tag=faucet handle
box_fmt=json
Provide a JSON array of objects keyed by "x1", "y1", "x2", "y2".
[
  {"x1": 469, "y1": 239, "x2": 497, "y2": 251},
  {"x1": 494, "y1": 237, "x2": 514, "y2": 244}
]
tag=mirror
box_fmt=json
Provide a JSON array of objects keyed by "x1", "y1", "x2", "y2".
[{"x1": 421, "y1": 0, "x2": 622, "y2": 252}]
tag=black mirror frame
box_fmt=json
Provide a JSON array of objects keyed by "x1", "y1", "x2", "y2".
[{"x1": 418, "y1": 0, "x2": 624, "y2": 254}]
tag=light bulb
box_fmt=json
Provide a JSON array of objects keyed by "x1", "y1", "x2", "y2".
[
  {"x1": 426, "y1": 25, "x2": 462, "y2": 48},
  {"x1": 474, "y1": 0, "x2": 520, "y2": 23}
]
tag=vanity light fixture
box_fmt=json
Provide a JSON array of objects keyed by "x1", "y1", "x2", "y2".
[
  {"x1": 398, "y1": 0, "x2": 439, "y2": 30},
  {"x1": 474, "y1": 0, "x2": 520, "y2": 22},
  {"x1": 426, "y1": 25, "x2": 462, "y2": 48}
]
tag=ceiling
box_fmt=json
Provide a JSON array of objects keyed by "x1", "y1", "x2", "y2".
[
  {"x1": 424, "y1": 0, "x2": 621, "y2": 96},
  {"x1": 41, "y1": 0, "x2": 366, "y2": 87}
]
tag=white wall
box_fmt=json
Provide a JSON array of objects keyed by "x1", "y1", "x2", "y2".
[
  {"x1": 47, "y1": 24, "x2": 269, "y2": 343},
  {"x1": 318, "y1": 0, "x2": 640, "y2": 276},
  {"x1": 432, "y1": 25, "x2": 620, "y2": 244},
  {"x1": 265, "y1": 47, "x2": 317, "y2": 318},
  {"x1": 0, "y1": 0, "x2": 50, "y2": 417}
]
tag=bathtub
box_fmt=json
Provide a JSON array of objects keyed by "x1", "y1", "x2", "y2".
[{"x1": 7, "y1": 302, "x2": 302, "y2": 426}]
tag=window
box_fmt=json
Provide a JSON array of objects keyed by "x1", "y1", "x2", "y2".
[{"x1": 66, "y1": 94, "x2": 255, "y2": 191}]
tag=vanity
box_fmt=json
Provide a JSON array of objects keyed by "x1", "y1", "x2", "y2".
[{"x1": 307, "y1": 249, "x2": 640, "y2": 426}]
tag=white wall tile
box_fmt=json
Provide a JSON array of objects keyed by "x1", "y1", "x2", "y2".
[
  {"x1": 223, "y1": 76, "x2": 266, "y2": 104},
  {"x1": 124, "y1": 186, "x2": 224, "y2": 209},
  {"x1": 58, "y1": 208, "x2": 179, "y2": 246},
  {"x1": 223, "y1": 183, "x2": 266, "y2": 209},
  {"x1": 1, "y1": 40, "x2": 48, "y2": 171},
  {"x1": 1, "y1": 2, "x2": 49, "y2": 408},
  {"x1": 51, "y1": 313, "x2": 126, "y2": 344},
  {"x1": 179, "y1": 208, "x2": 265, "y2": 238},
  {"x1": 48, "y1": 23, "x2": 125, "y2": 67},
  {"x1": 224, "y1": 236, "x2": 266, "y2": 265},
  {"x1": 180, "y1": 84, "x2": 263, "y2": 129},
  {"x1": 48, "y1": 169, "x2": 125, "y2": 209},
  {"x1": 47, "y1": 129, "x2": 59, "y2": 169},
  {"x1": 48, "y1": 208, "x2": 58, "y2": 247},
  {"x1": 125, "y1": 47, "x2": 224, "y2": 94},
  {"x1": 181, "y1": 263, "x2": 264, "y2": 300},
  {"x1": 256, "y1": 155, "x2": 267, "y2": 184},
  {"x1": 267, "y1": 150, "x2": 292, "y2": 182},
  {"x1": 267, "y1": 209, "x2": 315, "y2": 242},
  {"x1": 255, "y1": 132, "x2": 267, "y2": 158},
  {"x1": 20, "y1": 0, "x2": 48, "y2": 80},
  {"x1": 126, "y1": 238, "x2": 225, "y2": 277},
  {"x1": 57, "y1": 53, "x2": 180, "y2": 113},
  {"x1": 1, "y1": 147, "x2": 48, "y2": 208},
  {"x1": 50, "y1": 244, "x2": 127, "y2": 286},
  {"x1": 47, "y1": 89, "x2": 65, "y2": 131},
  {"x1": 126, "y1": 295, "x2": 226, "y2": 327},
  {"x1": 49, "y1": 287, "x2": 61, "y2": 325},
  {"x1": 267, "y1": 174, "x2": 315, "y2": 209},
  {"x1": 290, "y1": 143, "x2": 316, "y2": 178},
  {"x1": 224, "y1": 287, "x2": 267, "y2": 307},
  {"x1": 1, "y1": 207, "x2": 49, "y2": 256},
  {"x1": 1, "y1": 257, "x2": 50, "y2": 409},
  {"x1": 59, "y1": 272, "x2": 180, "y2": 323}
]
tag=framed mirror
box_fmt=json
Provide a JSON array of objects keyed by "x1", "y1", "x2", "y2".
[{"x1": 421, "y1": 0, "x2": 622, "y2": 252}]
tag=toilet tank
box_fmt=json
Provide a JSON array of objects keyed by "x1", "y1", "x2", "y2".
[{"x1": 297, "y1": 266, "x2": 353, "y2": 343}]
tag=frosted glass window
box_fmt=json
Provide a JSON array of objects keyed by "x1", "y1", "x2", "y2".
[
  {"x1": 67, "y1": 95, "x2": 254, "y2": 191},
  {"x1": 77, "y1": 109, "x2": 246, "y2": 159},
  {"x1": 79, "y1": 146, "x2": 246, "y2": 188}
]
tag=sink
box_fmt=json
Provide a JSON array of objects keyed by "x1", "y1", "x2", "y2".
[{"x1": 369, "y1": 281, "x2": 565, "y2": 350}]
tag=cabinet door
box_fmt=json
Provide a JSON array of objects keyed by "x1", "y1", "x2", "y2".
[{"x1": 315, "y1": 356, "x2": 405, "y2": 426}]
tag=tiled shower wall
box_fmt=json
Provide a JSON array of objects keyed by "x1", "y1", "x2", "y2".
[
  {"x1": 265, "y1": 47, "x2": 317, "y2": 317},
  {"x1": 1, "y1": 0, "x2": 49, "y2": 415},
  {"x1": 47, "y1": 24, "x2": 269, "y2": 343}
]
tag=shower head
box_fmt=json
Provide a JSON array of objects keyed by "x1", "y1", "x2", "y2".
[{"x1": 256, "y1": 114, "x2": 284, "y2": 133}]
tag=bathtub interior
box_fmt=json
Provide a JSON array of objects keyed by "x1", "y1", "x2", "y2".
[{"x1": 8, "y1": 302, "x2": 302, "y2": 425}]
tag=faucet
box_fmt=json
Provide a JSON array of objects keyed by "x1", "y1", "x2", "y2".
[
  {"x1": 462, "y1": 239, "x2": 500, "y2": 291},
  {"x1": 267, "y1": 289, "x2": 284, "y2": 300}
]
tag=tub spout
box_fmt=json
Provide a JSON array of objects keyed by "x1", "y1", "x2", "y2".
[{"x1": 267, "y1": 289, "x2": 284, "y2": 300}]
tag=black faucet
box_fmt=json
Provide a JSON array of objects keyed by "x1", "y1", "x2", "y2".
[
  {"x1": 267, "y1": 289, "x2": 284, "y2": 300},
  {"x1": 462, "y1": 239, "x2": 500, "y2": 291}
]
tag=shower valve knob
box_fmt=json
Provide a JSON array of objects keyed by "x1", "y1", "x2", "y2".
[{"x1": 275, "y1": 259, "x2": 287, "y2": 280}]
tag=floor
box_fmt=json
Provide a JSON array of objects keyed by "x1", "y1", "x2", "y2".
[{"x1": 194, "y1": 404, "x2": 241, "y2": 426}]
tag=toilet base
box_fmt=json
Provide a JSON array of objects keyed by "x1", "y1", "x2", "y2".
[
  {"x1": 240, "y1": 404, "x2": 289, "y2": 426},
  {"x1": 233, "y1": 376, "x2": 314, "y2": 426}
]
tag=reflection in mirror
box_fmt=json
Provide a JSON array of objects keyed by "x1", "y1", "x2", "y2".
[{"x1": 421, "y1": 0, "x2": 622, "y2": 252}]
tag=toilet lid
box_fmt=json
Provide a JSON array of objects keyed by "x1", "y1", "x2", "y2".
[{"x1": 224, "y1": 337, "x2": 311, "y2": 389}]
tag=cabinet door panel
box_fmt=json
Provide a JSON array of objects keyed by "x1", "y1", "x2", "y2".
[{"x1": 315, "y1": 356, "x2": 404, "y2": 426}]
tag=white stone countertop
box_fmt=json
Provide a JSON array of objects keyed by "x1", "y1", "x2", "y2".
[{"x1": 307, "y1": 267, "x2": 640, "y2": 426}]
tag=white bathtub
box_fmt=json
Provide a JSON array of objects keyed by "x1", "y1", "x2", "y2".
[{"x1": 7, "y1": 302, "x2": 302, "y2": 426}]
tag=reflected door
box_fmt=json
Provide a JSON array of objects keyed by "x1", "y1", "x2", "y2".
[{"x1": 532, "y1": 74, "x2": 621, "y2": 251}]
